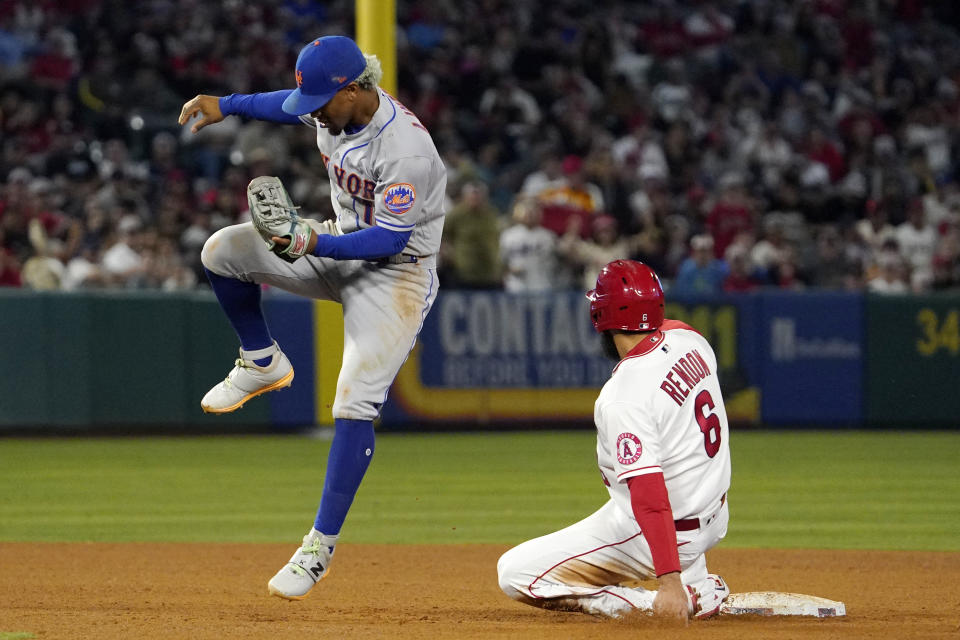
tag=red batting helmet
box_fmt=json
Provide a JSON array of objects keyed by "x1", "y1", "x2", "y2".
[{"x1": 586, "y1": 260, "x2": 664, "y2": 332}]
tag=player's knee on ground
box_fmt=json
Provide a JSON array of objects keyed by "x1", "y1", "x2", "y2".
[{"x1": 497, "y1": 546, "x2": 529, "y2": 601}]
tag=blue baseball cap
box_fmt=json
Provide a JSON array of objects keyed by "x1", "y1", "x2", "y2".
[{"x1": 281, "y1": 36, "x2": 367, "y2": 116}]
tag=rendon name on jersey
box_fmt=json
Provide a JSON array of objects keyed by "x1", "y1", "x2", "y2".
[{"x1": 594, "y1": 319, "x2": 732, "y2": 526}]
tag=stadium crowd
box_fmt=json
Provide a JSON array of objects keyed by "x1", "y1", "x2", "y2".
[{"x1": 2, "y1": 0, "x2": 960, "y2": 294}]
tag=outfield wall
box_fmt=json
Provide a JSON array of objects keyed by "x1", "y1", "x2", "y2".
[{"x1": 0, "y1": 289, "x2": 956, "y2": 430}]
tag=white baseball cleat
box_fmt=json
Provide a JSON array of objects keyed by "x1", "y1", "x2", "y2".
[
  {"x1": 200, "y1": 341, "x2": 294, "y2": 413},
  {"x1": 689, "y1": 574, "x2": 730, "y2": 619},
  {"x1": 268, "y1": 529, "x2": 338, "y2": 600}
]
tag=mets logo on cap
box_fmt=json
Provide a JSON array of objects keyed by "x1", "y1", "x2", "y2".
[{"x1": 383, "y1": 183, "x2": 416, "y2": 215}]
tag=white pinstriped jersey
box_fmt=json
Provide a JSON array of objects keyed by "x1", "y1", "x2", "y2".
[
  {"x1": 299, "y1": 89, "x2": 446, "y2": 257},
  {"x1": 595, "y1": 320, "x2": 731, "y2": 522}
]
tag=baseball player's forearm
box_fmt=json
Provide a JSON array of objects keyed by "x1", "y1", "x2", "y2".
[
  {"x1": 311, "y1": 226, "x2": 412, "y2": 261},
  {"x1": 626, "y1": 473, "x2": 682, "y2": 577},
  {"x1": 219, "y1": 91, "x2": 304, "y2": 125}
]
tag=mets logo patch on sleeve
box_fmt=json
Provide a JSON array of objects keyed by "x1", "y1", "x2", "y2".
[
  {"x1": 616, "y1": 433, "x2": 643, "y2": 465},
  {"x1": 383, "y1": 183, "x2": 416, "y2": 214}
]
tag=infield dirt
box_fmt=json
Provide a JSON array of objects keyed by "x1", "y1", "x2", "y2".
[{"x1": 1, "y1": 544, "x2": 957, "y2": 639}]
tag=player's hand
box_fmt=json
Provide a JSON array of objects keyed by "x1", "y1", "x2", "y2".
[
  {"x1": 271, "y1": 233, "x2": 318, "y2": 254},
  {"x1": 652, "y1": 572, "x2": 689, "y2": 624},
  {"x1": 178, "y1": 95, "x2": 224, "y2": 133}
]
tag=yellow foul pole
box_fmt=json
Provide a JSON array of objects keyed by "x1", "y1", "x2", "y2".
[{"x1": 356, "y1": 0, "x2": 397, "y2": 95}]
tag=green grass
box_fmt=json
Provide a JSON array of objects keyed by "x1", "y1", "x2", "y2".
[{"x1": 0, "y1": 431, "x2": 957, "y2": 550}]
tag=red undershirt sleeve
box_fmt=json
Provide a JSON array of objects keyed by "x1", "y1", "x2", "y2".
[{"x1": 627, "y1": 472, "x2": 681, "y2": 577}]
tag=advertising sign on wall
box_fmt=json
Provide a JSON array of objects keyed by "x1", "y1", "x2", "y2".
[
  {"x1": 383, "y1": 291, "x2": 608, "y2": 423},
  {"x1": 382, "y1": 291, "x2": 761, "y2": 426},
  {"x1": 865, "y1": 295, "x2": 960, "y2": 425},
  {"x1": 759, "y1": 292, "x2": 863, "y2": 424}
]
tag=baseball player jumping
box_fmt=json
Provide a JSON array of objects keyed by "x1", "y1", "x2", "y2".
[
  {"x1": 498, "y1": 260, "x2": 731, "y2": 622},
  {"x1": 177, "y1": 36, "x2": 446, "y2": 600}
]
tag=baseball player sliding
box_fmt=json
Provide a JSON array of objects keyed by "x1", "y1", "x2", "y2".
[
  {"x1": 498, "y1": 260, "x2": 731, "y2": 622},
  {"x1": 177, "y1": 36, "x2": 446, "y2": 599}
]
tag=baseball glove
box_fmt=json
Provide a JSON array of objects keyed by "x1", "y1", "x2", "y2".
[{"x1": 247, "y1": 176, "x2": 313, "y2": 263}]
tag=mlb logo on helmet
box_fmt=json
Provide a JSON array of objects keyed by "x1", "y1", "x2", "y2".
[
  {"x1": 281, "y1": 36, "x2": 367, "y2": 116},
  {"x1": 383, "y1": 183, "x2": 416, "y2": 215}
]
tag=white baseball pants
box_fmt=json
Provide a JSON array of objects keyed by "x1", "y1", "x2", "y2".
[
  {"x1": 498, "y1": 499, "x2": 729, "y2": 618},
  {"x1": 201, "y1": 221, "x2": 438, "y2": 421}
]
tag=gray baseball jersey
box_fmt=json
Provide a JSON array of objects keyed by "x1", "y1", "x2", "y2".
[
  {"x1": 203, "y1": 88, "x2": 446, "y2": 422},
  {"x1": 299, "y1": 89, "x2": 446, "y2": 258}
]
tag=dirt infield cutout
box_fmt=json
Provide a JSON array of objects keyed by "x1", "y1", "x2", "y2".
[{"x1": 1, "y1": 544, "x2": 957, "y2": 639}]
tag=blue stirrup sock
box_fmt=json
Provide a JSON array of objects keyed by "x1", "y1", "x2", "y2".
[
  {"x1": 314, "y1": 418, "x2": 376, "y2": 536},
  {"x1": 204, "y1": 268, "x2": 274, "y2": 366}
]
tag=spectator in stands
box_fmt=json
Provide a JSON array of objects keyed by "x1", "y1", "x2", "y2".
[
  {"x1": 536, "y1": 155, "x2": 604, "y2": 238},
  {"x1": 611, "y1": 120, "x2": 668, "y2": 186},
  {"x1": 560, "y1": 214, "x2": 640, "y2": 292},
  {"x1": 931, "y1": 221, "x2": 960, "y2": 291},
  {"x1": 768, "y1": 245, "x2": 807, "y2": 291},
  {"x1": 903, "y1": 105, "x2": 952, "y2": 182},
  {"x1": 867, "y1": 250, "x2": 910, "y2": 294},
  {"x1": 2, "y1": 0, "x2": 960, "y2": 297},
  {"x1": 856, "y1": 200, "x2": 898, "y2": 263},
  {"x1": 661, "y1": 214, "x2": 692, "y2": 278},
  {"x1": 704, "y1": 172, "x2": 756, "y2": 260},
  {"x1": 684, "y1": 3, "x2": 734, "y2": 61},
  {"x1": 661, "y1": 119, "x2": 698, "y2": 194},
  {"x1": 742, "y1": 122, "x2": 794, "y2": 192},
  {"x1": 19, "y1": 218, "x2": 64, "y2": 290},
  {"x1": 896, "y1": 199, "x2": 938, "y2": 291},
  {"x1": 440, "y1": 181, "x2": 502, "y2": 289},
  {"x1": 931, "y1": 254, "x2": 960, "y2": 292},
  {"x1": 722, "y1": 245, "x2": 762, "y2": 293},
  {"x1": 805, "y1": 126, "x2": 846, "y2": 184},
  {"x1": 627, "y1": 162, "x2": 671, "y2": 233},
  {"x1": 100, "y1": 215, "x2": 146, "y2": 288},
  {"x1": 500, "y1": 197, "x2": 561, "y2": 293},
  {"x1": 651, "y1": 58, "x2": 693, "y2": 127},
  {"x1": 0, "y1": 228, "x2": 21, "y2": 287},
  {"x1": 671, "y1": 234, "x2": 728, "y2": 297},
  {"x1": 750, "y1": 219, "x2": 790, "y2": 278},
  {"x1": 478, "y1": 76, "x2": 541, "y2": 141},
  {"x1": 519, "y1": 151, "x2": 564, "y2": 199},
  {"x1": 639, "y1": 3, "x2": 688, "y2": 58},
  {"x1": 922, "y1": 181, "x2": 960, "y2": 232},
  {"x1": 61, "y1": 244, "x2": 106, "y2": 290},
  {"x1": 808, "y1": 225, "x2": 854, "y2": 290}
]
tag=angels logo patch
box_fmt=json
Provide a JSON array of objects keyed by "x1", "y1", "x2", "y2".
[
  {"x1": 616, "y1": 433, "x2": 643, "y2": 465},
  {"x1": 383, "y1": 183, "x2": 416, "y2": 214}
]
